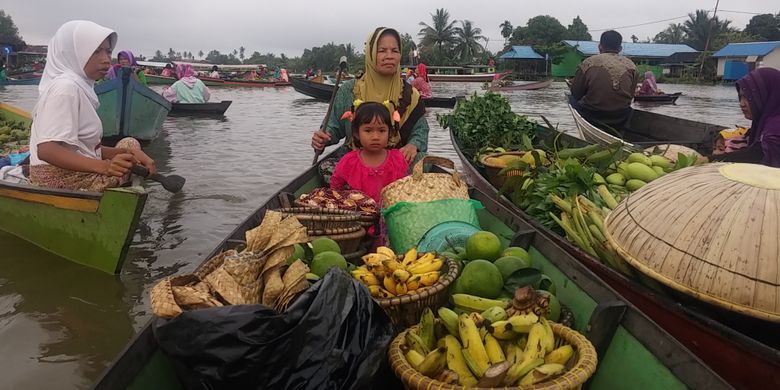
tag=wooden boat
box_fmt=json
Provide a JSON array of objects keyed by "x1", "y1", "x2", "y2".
[
  {"x1": 568, "y1": 103, "x2": 725, "y2": 154},
  {"x1": 0, "y1": 103, "x2": 147, "y2": 274},
  {"x1": 0, "y1": 77, "x2": 41, "y2": 86},
  {"x1": 425, "y1": 65, "x2": 507, "y2": 82},
  {"x1": 223, "y1": 78, "x2": 278, "y2": 87},
  {"x1": 449, "y1": 125, "x2": 780, "y2": 389},
  {"x1": 634, "y1": 92, "x2": 682, "y2": 104},
  {"x1": 145, "y1": 74, "x2": 176, "y2": 85},
  {"x1": 488, "y1": 79, "x2": 553, "y2": 91},
  {"x1": 427, "y1": 73, "x2": 499, "y2": 82},
  {"x1": 170, "y1": 100, "x2": 232, "y2": 115},
  {"x1": 95, "y1": 67, "x2": 171, "y2": 144},
  {"x1": 93, "y1": 151, "x2": 730, "y2": 389},
  {"x1": 291, "y1": 77, "x2": 460, "y2": 108},
  {"x1": 196, "y1": 76, "x2": 226, "y2": 86}
]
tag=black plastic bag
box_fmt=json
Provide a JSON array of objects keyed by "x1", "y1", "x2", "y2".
[{"x1": 153, "y1": 269, "x2": 394, "y2": 390}]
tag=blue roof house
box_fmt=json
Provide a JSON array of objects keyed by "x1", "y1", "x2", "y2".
[
  {"x1": 712, "y1": 41, "x2": 780, "y2": 80},
  {"x1": 551, "y1": 40, "x2": 698, "y2": 78},
  {"x1": 499, "y1": 46, "x2": 546, "y2": 78}
]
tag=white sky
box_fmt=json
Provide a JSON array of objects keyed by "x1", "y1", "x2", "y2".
[{"x1": 3, "y1": 0, "x2": 778, "y2": 58}]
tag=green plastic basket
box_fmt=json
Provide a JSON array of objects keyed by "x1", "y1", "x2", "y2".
[{"x1": 417, "y1": 221, "x2": 480, "y2": 253}]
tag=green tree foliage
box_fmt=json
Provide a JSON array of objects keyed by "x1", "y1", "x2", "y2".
[
  {"x1": 400, "y1": 33, "x2": 416, "y2": 52},
  {"x1": 744, "y1": 13, "x2": 780, "y2": 41},
  {"x1": 524, "y1": 16, "x2": 568, "y2": 46},
  {"x1": 205, "y1": 50, "x2": 241, "y2": 65},
  {"x1": 0, "y1": 10, "x2": 25, "y2": 47},
  {"x1": 566, "y1": 16, "x2": 591, "y2": 41},
  {"x1": 453, "y1": 20, "x2": 485, "y2": 63},
  {"x1": 500, "y1": 20, "x2": 513, "y2": 44},
  {"x1": 152, "y1": 50, "x2": 165, "y2": 62},
  {"x1": 682, "y1": 9, "x2": 734, "y2": 51},
  {"x1": 299, "y1": 42, "x2": 356, "y2": 73},
  {"x1": 239, "y1": 46, "x2": 245, "y2": 62},
  {"x1": 418, "y1": 8, "x2": 458, "y2": 51},
  {"x1": 198, "y1": 50, "x2": 204, "y2": 59},
  {"x1": 653, "y1": 23, "x2": 686, "y2": 44},
  {"x1": 166, "y1": 48, "x2": 176, "y2": 60}
]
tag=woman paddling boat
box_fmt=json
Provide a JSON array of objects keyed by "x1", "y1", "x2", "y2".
[{"x1": 162, "y1": 64, "x2": 211, "y2": 104}]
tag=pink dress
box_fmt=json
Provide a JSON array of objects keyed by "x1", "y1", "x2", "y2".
[{"x1": 330, "y1": 149, "x2": 409, "y2": 204}]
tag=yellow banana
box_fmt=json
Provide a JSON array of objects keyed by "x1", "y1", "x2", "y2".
[
  {"x1": 376, "y1": 246, "x2": 396, "y2": 259},
  {"x1": 392, "y1": 268, "x2": 412, "y2": 283},
  {"x1": 545, "y1": 345, "x2": 573, "y2": 365},
  {"x1": 458, "y1": 314, "x2": 490, "y2": 377},
  {"x1": 504, "y1": 357, "x2": 544, "y2": 385},
  {"x1": 376, "y1": 287, "x2": 395, "y2": 298},
  {"x1": 362, "y1": 253, "x2": 390, "y2": 266},
  {"x1": 408, "y1": 258, "x2": 443, "y2": 274},
  {"x1": 437, "y1": 307, "x2": 460, "y2": 336},
  {"x1": 383, "y1": 276, "x2": 397, "y2": 295},
  {"x1": 505, "y1": 342, "x2": 519, "y2": 364},
  {"x1": 442, "y1": 335, "x2": 478, "y2": 386},
  {"x1": 418, "y1": 271, "x2": 440, "y2": 286},
  {"x1": 507, "y1": 313, "x2": 540, "y2": 333},
  {"x1": 414, "y1": 252, "x2": 436, "y2": 265},
  {"x1": 452, "y1": 294, "x2": 508, "y2": 313},
  {"x1": 405, "y1": 349, "x2": 425, "y2": 369},
  {"x1": 405, "y1": 330, "x2": 430, "y2": 356},
  {"x1": 524, "y1": 323, "x2": 548, "y2": 362},
  {"x1": 402, "y1": 247, "x2": 418, "y2": 266},
  {"x1": 436, "y1": 369, "x2": 460, "y2": 385},
  {"x1": 357, "y1": 273, "x2": 380, "y2": 286},
  {"x1": 417, "y1": 347, "x2": 447, "y2": 377},
  {"x1": 405, "y1": 275, "x2": 421, "y2": 291},
  {"x1": 368, "y1": 285, "x2": 382, "y2": 297},
  {"x1": 395, "y1": 281, "x2": 408, "y2": 295},
  {"x1": 461, "y1": 348, "x2": 487, "y2": 378},
  {"x1": 382, "y1": 259, "x2": 404, "y2": 273},
  {"x1": 469, "y1": 312, "x2": 487, "y2": 329},
  {"x1": 419, "y1": 308, "x2": 437, "y2": 351},
  {"x1": 519, "y1": 363, "x2": 565, "y2": 386},
  {"x1": 484, "y1": 334, "x2": 506, "y2": 364},
  {"x1": 350, "y1": 266, "x2": 372, "y2": 277},
  {"x1": 488, "y1": 320, "x2": 517, "y2": 340},
  {"x1": 479, "y1": 326, "x2": 488, "y2": 341},
  {"x1": 540, "y1": 318, "x2": 555, "y2": 353}
]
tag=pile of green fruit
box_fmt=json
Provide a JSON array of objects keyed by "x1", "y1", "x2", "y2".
[
  {"x1": 605, "y1": 151, "x2": 698, "y2": 192},
  {"x1": 0, "y1": 117, "x2": 31, "y2": 157},
  {"x1": 285, "y1": 237, "x2": 348, "y2": 281}
]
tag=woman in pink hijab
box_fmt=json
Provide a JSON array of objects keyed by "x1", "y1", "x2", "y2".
[
  {"x1": 161, "y1": 64, "x2": 211, "y2": 103},
  {"x1": 637, "y1": 71, "x2": 659, "y2": 95},
  {"x1": 411, "y1": 63, "x2": 432, "y2": 98}
]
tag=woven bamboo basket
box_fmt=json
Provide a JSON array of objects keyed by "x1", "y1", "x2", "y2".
[
  {"x1": 276, "y1": 207, "x2": 361, "y2": 230},
  {"x1": 479, "y1": 151, "x2": 526, "y2": 188},
  {"x1": 388, "y1": 322, "x2": 598, "y2": 390},
  {"x1": 293, "y1": 200, "x2": 379, "y2": 228},
  {"x1": 605, "y1": 163, "x2": 780, "y2": 323},
  {"x1": 375, "y1": 259, "x2": 459, "y2": 329},
  {"x1": 309, "y1": 227, "x2": 366, "y2": 253},
  {"x1": 381, "y1": 155, "x2": 469, "y2": 208}
]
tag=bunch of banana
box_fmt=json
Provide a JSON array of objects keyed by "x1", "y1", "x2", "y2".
[
  {"x1": 351, "y1": 246, "x2": 445, "y2": 298},
  {"x1": 401, "y1": 306, "x2": 581, "y2": 386}
]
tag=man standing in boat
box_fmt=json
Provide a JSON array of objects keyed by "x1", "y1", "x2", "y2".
[{"x1": 569, "y1": 30, "x2": 638, "y2": 129}]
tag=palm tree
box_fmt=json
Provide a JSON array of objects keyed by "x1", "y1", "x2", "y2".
[
  {"x1": 653, "y1": 23, "x2": 686, "y2": 44},
  {"x1": 198, "y1": 50, "x2": 204, "y2": 59},
  {"x1": 453, "y1": 20, "x2": 485, "y2": 63},
  {"x1": 499, "y1": 20, "x2": 513, "y2": 45},
  {"x1": 682, "y1": 9, "x2": 733, "y2": 51},
  {"x1": 418, "y1": 8, "x2": 458, "y2": 51}
]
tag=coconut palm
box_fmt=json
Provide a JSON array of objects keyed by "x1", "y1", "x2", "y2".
[
  {"x1": 653, "y1": 23, "x2": 686, "y2": 44},
  {"x1": 453, "y1": 20, "x2": 485, "y2": 63},
  {"x1": 500, "y1": 20, "x2": 513, "y2": 44},
  {"x1": 418, "y1": 8, "x2": 458, "y2": 51},
  {"x1": 682, "y1": 9, "x2": 733, "y2": 50}
]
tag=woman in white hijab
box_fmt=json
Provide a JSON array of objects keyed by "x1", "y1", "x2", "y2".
[{"x1": 29, "y1": 20, "x2": 156, "y2": 192}]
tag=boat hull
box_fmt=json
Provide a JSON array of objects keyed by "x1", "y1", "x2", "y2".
[
  {"x1": 427, "y1": 73, "x2": 496, "y2": 82},
  {"x1": 488, "y1": 79, "x2": 553, "y2": 91},
  {"x1": 449, "y1": 126, "x2": 780, "y2": 389},
  {"x1": 170, "y1": 100, "x2": 232, "y2": 115},
  {"x1": 145, "y1": 74, "x2": 176, "y2": 85},
  {"x1": 291, "y1": 77, "x2": 459, "y2": 108},
  {"x1": 0, "y1": 77, "x2": 41, "y2": 86},
  {"x1": 96, "y1": 67, "x2": 171, "y2": 144},
  {"x1": 634, "y1": 92, "x2": 681, "y2": 104},
  {"x1": 196, "y1": 76, "x2": 225, "y2": 86}
]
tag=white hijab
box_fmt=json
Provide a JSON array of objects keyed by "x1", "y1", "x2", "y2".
[{"x1": 38, "y1": 20, "x2": 117, "y2": 109}]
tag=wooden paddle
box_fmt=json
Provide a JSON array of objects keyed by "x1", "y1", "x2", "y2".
[
  {"x1": 312, "y1": 56, "x2": 348, "y2": 165},
  {"x1": 131, "y1": 165, "x2": 185, "y2": 193}
]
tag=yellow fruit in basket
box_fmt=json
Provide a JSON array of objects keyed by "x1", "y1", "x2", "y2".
[
  {"x1": 417, "y1": 347, "x2": 447, "y2": 377},
  {"x1": 418, "y1": 271, "x2": 440, "y2": 286},
  {"x1": 357, "y1": 273, "x2": 381, "y2": 286},
  {"x1": 415, "y1": 252, "x2": 436, "y2": 265},
  {"x1": 392, "y1": 269, "x2": 412, "y2": 283},
  {"x1": 442, "y1": 335, "x2": 478, "y2": 386},
  {"x1": 376, "y1": 246, "x2": 396, "y2": 259},
  {"x1": 362, "y1": 253, "x2": 390, "y2": 266},
  {"x1": 545, "y1": 345, "x2": 574, "y2": 365},
  {"x1": 408, "y1": 258, "x2": 443, "y2": 274},
  {"x1": 484, "y1": 334, "x2": 506, "y2": 364},
  {"x1": 369, "y1": 285, "x2": 393, "y2": 298},
  {"x1": 395, "y1": 281, "x2": 409, "y2": 295},
  {"x1": 406, "y1": 275, "x2": 422, "y2": 291},
  {"x1": 383, "y1": 275, "x2": 397, "y2": 294},
  {"x1": 459, "y1": 315, "x2": 490, "y2": 376},
  {"x1": 405, "y1": 349, "x2": 425, "y2": 369},
  {"x1": 382, "y1": 259, "x2": 403, "y2": 272},
  {"x1": 402, "y1": 247, "x2": 418, "y2": 266},
  {"x1": 484, "y1": 156, "x2": 508, "y2": 168},
  {"x1": 519, "y1": 363, "x2": 566, "y2": 385}
]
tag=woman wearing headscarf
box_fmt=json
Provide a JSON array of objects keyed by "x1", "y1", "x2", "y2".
[
  {"x1": 412, "y1": 63, "x2": 432, "y2": 99},
  {"x1": 636, "y1": 71, "x2": 659, "y2": 95},
  {"x1": 161, "y1": 63, "x2": 174, "y2": 77},
  {"x1": 105, "y1": 50, "x2": 147, "y2": 85},
  {"x1": 29, "y1": 20, "x2": 156, "y2": 191},
  {"x1": 311, "y1": 27, "x2": 428, "y2": 165},
  {"x1": 161, "y1": 63, "x2": 211, "y2": 103},
  {"x1": 711, "y1": 68, "x2": 780, "y2": 168}
]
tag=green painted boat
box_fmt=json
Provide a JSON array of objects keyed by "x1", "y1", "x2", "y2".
[
  {"x1": 96, "y1": 67, "x2": 171, "y2": 144},
  {"x1": 93, "y1": 153, "x2": 728, "y2": 389},
  {"x1": 145, "y1": 74, "x2": 176, "y2": 85},
  {"x1": 449, "y1": 124, "x2": 780, "y2": 388},
  {"x1": 0, "y1": 103, "x2": 148, "y2": 274}
]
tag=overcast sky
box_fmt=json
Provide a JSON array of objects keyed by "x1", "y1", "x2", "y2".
[{"x1": 4, "y1": 0, "x2": 778, "y2": 59}]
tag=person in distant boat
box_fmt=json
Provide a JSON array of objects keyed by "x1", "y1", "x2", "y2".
[
  {"x1": 412, "y1": 63, "x2": 432, "y2": 99},
  {"x1": 162, "y1": 64, "x2": 211, "y2": 103},
  {"x1": 209, "y1": 65, "x2": 220, "y2": 79},
  {"x1": 279, "y1": 68, "x2": 289, "y2": 82},
  {"x1": 569, "y1": 30, "x2": 639, "y2": 129},
  {"x1": 30, "y1": 20, "x2": 156, "y2": 192},
  {"x1": 636, "y1": 71, "x2": 659, "y2": 96},
  {"x1": 0, "y1": 57, "x2": 6, "y2": 81},
  {"x1": 311, "y1": 27, "x2": 428, "y2": 166},
  {"x1": 244, "y1": 69, "x2": 258, "y2": 80},
  {"x1": 106, "y1": 50, "x2": 147, "y2": 85},
  {"x1": 406, "y1": 68, "x2": 415, "y2": 84},
  {"x1": 161, "y1": 63, "x2": 175, "y2": 77},
  {"x1": 144, "y1": 67, "x2": 155, "y2": 75},
  {"x1": 709, "y1": 68, "x2": 780, "y2": 168}
]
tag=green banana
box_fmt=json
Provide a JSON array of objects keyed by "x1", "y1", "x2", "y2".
[
  {"x1": 503, "y1": 357, "x2": 544, "y2": 385},
  {"x1": 507, "y1": 313, "x2": 539, "y2": 333},
  {"x1": 419, "y1": 308, "x2": 437, "y2": 351},
  {"x1": 519, "y1": 363, "x2": 566, "y2": 385},
  {"x1": 405, "y1": 331, "x2": 430, "y2": 356},
  {"x1": 481, "y1": 306, "x2": 508, "y2": 323},
  {"x1": 438, "y1": 307, "x2": 460, "y2": 336},
  {"x1": 453, "y1": 293, "x2": 508, "y2": 313}
]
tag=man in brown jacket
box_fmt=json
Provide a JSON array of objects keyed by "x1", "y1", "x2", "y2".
[{"x1": 569, "y1": 30, "x2": 639, "y2": 129}]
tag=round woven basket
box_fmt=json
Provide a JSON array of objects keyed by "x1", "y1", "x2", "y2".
[
  {"x1": 388, "y1": 322, "x2": 598, "y2": 390},
  {"x1": 309, "y1": 227, "x2": 366, "y2": 254},
  {"x1": 381, "y1": 156, "x2": 469, "y2": 208},
  {"x1": 375, "y1": 259, "x2": 459, "y2": 329},
  {"x1": 276, "y1": 207, "x2": 361, "y2": 231},
  {"x1": 605, "y1": 163, "x2": 780, "y2": 323},
  {"x1": 479, "y1": 151, "x2": 526, "y2": 189}
]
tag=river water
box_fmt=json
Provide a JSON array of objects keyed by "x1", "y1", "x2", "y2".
[{"x1": 0, "y1": 81, "x2": 746, "y2": 389}]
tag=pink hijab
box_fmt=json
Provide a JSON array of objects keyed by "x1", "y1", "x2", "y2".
[
  {"x1": 175, "y1": 64, "x2": 197, "y2": 87},
  {"x1": 643, "y1": 71, "x2": 657, "y2": 93}
]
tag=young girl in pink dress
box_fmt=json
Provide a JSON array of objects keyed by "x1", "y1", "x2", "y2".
[{"x1": 330, "y1": 101, "x2": 409, "y2": 204}]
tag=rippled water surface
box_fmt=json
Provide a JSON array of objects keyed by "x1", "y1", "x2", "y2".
[{"x1": 0, "y1": 81, "x2": 745, "y2": 388}]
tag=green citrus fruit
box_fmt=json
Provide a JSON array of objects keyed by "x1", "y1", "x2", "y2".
[
  {"x1": 465, "y1": 231, "x2": 502, "y2": 261},
  {"x1": 501, "y1": 247, "x2": 530, "y2": 263},
  {"x1": 493, "y1": 256, "x2": 531, "y2": 280},
  {"x1": 458, "y1": 259, "x2": 504, "y2": 299},
  {"x1": 310, "y1": 237, "x2": 341, "y2": 255},
  {"x1": 310, "y1": 251, "x2": 347, "y2": 277}
]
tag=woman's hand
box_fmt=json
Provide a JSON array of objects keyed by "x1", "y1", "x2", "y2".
[
  {"x1": 103, "y1": 153, "x2": 135, "y2": 177},
  {"x1": 399, "y1": 144, "x2": 418, "y2": 163},
  {"x1": 131, "y1": 149, "x2": 157, "y2": 175},
  {"x1": 311, "y1": 130, "x2": 331, "y2": 150}
]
